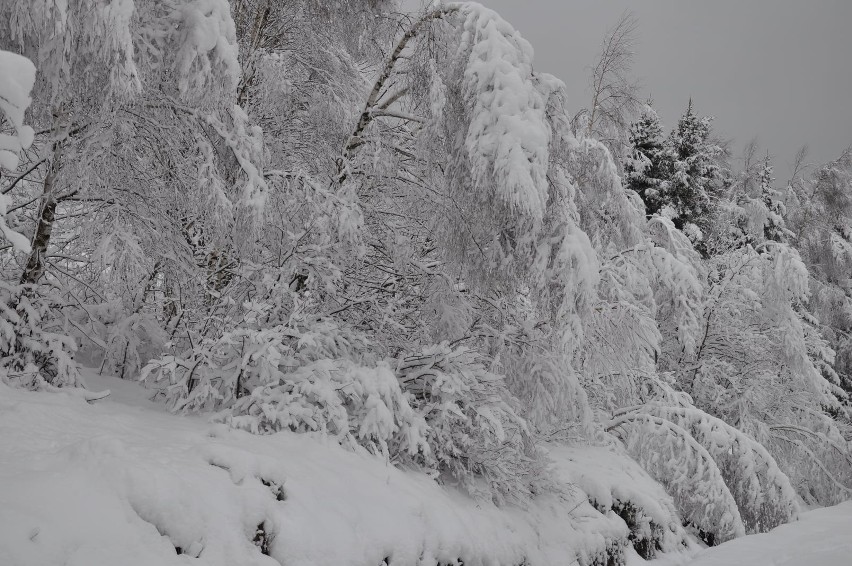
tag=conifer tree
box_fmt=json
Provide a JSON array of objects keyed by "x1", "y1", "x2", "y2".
[
  {"x1": 665, "y1": 100, "x2": 723, "y2": 237},
  {"x1": 624, "y1": 102, "x2": 672, "y2": 216},
  {"x1": 758, "y1": 153, "x2": 788, "y2": 242}
]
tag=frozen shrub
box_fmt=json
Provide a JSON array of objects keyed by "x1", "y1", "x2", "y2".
[
  {"x1": 143, "y1": 320, "x2": 430, "y2": 458},
  {"x1": 397, "y1": 343, "x2": 552, "y2": 505},
  {"x1": 0, "y1": 282, "x2": 80, "y2": 389}
]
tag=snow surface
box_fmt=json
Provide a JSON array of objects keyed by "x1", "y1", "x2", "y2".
[
  {"x1": 683, "y1": 501, "x2": 852, "y2": 566},
  {"x1": 0, "y1": 371, "x2": 639, "y2": 566},
  {"x1": 2, "y1": 372, "x2": 849, "y2": 566}
]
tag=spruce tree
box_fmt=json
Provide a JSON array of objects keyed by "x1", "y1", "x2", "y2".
[
  {"x1": 665, "y1": 99, "x2": 723, "y2": 234},
  {"x1": 624, "y1": 103, "x2": 672, "y2": 216},
  {"x1": 757, "y1": 153, "x2": 788, "y2": 242}
]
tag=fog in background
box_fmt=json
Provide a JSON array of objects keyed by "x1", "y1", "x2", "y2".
[{"x1": 402, "y1": 0, "x2": 852, "y2": 175}]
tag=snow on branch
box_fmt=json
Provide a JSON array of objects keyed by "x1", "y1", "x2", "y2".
[
  {"x1": 0, "y1": 50, "x2": 36, "y2": 253},
  {"x1": 171, "y1": 0, "x2": 241, "y2": 96},
  {"x1": 635, "y1": 404, "x2": 799, "y2": 533},
  {"x1": 341, "y1": 2, "x2": 554, "y2": 225},
  {"x1": 397, "y1": 343, "x2": 552, "y2": 505},
  {"x1": 607, "y1": 410, "x2": 746, "y2": 543},
  {"x1": 339, "y1": 5, "x2": 461, "y2": 182},
  {"x1": 458, "y1": 3, "x2": 551, "y2": 220},
  {"x1": 0, "y1": 281, "x2": 81, "y2": 390},
  {"x1": 142, "y1": 320, "x2": 431, "y2": 461}
]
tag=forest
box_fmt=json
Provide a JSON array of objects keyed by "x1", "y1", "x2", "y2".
[{"x1": 1, "y1": 1, "x2": 851, "y2": 565}]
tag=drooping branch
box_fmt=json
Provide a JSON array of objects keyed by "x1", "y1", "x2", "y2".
[
  {"x1": 583, "y1": 11, "x2": 640, "y2": 146},
  {"x1": 2, "y1": 157, "x2": 47, "y2": 195},
  {"x1": 772, "y1": 434, "x2": 852, "y2": 491},
  {"x1": 607, "y1": 411, "x2": 746, "y2": 542},
  {"x1": 622, "y1": 403, "x2": 799, "y2": 532},
  {"x1": 337, "y1": 5, "x2": 461, "y2": 183}
]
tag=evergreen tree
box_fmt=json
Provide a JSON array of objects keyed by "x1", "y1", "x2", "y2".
[
  {"x1": 665, "y1": 100, "x2": 723, "y2": 235},
  {"x1": 624, "y1": 102, "x2": 672, "y2": 216},
  {"x1": 758, "y1": 153, "x2": 788, "y2": 242}
]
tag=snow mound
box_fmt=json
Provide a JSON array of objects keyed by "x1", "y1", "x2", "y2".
[{"x1": 549, "y1": 444, "x2": 690, "y2": 559}]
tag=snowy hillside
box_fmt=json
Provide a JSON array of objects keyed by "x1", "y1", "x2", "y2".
[
  {"x1": 4, "y1": 374, "x2": 849, "y2": 566},
  {"x1": 0, "y1": 373, "x2": 698, "y2": 566}
]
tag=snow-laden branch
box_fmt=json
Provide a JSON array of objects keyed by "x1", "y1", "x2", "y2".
[
  {"x1": 339, "y1": 5, "x2": 461, "y2": 182},
  {"x1": 607, "y1": 411, "x2": 746, "y2": 542},
  {"x1": 624, "y1": 403, "x2": 799, "y2": 533}
]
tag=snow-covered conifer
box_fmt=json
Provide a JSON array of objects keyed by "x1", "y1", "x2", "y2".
[
  {"x1": 624, "y1": 103, "x2": 672, "y2": 217},
  {"x1": 757, "y1": 154, "x2": 789, "y2": 243},
  {"x1": 664, "y1": 100, "x2": 724, "y2": 238}
]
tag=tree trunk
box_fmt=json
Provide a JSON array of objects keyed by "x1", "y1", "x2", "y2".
[
  {"x1": 20, "y1": 138, "x2": 64, "y2": 286},
  {"x1": 236, "y1": 0, "x2": 271, "y2": 108}
]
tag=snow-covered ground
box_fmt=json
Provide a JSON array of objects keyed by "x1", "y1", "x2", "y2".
[
  {"x1": 1, "y1": 372, "x2": 848, "y2": 566},
  {"x1": 683, "y1": 501, "x2": 852, "y2": 566},
  {"x1": 0, "y1": 372, "x2": 639, "y2": 566}
]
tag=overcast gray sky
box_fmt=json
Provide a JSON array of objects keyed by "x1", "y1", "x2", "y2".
[{"x1": 403, "y1": 1, "x2": 852, "y2": 176}]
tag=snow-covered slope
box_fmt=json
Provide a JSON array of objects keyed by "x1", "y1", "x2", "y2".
[
  {"x1": 0, "y1": 373, "x2": 649, "y2": 566},
  {"x1": 6, "y1": 373, "x2": 846, "y2": 566},
  {"x1": 684, "y1": 501, "x2": 852, "y2": 566}
]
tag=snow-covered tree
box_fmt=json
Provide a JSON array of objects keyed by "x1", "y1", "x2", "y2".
[
  {"x1": 757, "y1": 154, "x2": 789, "y2": 243},
  {"x1": 0, "y1": 0, "x2": 268, "y2": 386},
  {"x1": 624, "y1": 103, "x2": 672, "y2": 218},
  {"x1": 0, "y1": 51, "x2": 82, "y2": 389},
  {"x1": 664, "y1": 100, "x2": 724, "y2": 240},
  {"x1": 575, "y1": 11, "x2": 641, "y2": 160},
  {"x1": 671, "y1": 237, "x2": 852, "y2": 506},
  {"x1": 786, "y1": 148, "x2": 852, "y2": 415}
]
